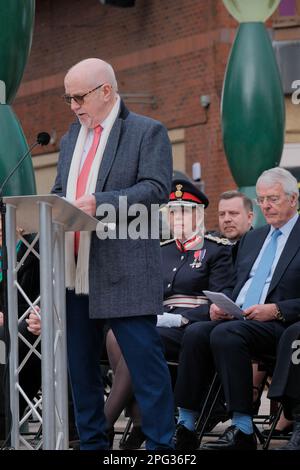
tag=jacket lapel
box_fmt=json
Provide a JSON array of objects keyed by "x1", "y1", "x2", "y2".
[
  {"x1": 233, "y1": 227, "x2": 269, "y2": 298},
  {"x1": 240, "y1": 227, "x2": 269, "y2": 283},
  {"x1": 268, "y1": 216, "x2": 300, "y2": 294},
  {"x1": 62, "y1": 122, "x2": 81, "y2": 189}
]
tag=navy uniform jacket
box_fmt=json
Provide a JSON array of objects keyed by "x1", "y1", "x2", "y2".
[{"x1": 161, "y1": 234, "x2": 234, "y2": 323}]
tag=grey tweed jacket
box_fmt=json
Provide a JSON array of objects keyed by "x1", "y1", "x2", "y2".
[{"x1": 52, "y1": 100, "x2": 172, "y2": 319}]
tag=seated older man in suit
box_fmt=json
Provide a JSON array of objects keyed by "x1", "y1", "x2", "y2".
[
  {"x1": 267, "y1": 321, "x2": 300, "y2": 450},
  {"x1": 174, "y1": 167, "x2": 300, "y2": 450}
]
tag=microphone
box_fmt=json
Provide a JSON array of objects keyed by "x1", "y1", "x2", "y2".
[
  {"x1": 0, "y1": 132, "x2": 50, "y2": 197},
  {"x1": 36, "y1": 132, "x2": 51, "y2": 146}
]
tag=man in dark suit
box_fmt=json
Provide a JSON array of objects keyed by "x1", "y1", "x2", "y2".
[
  {"x1": 174, "y1": 167, "x2": 300, "y2": 450},
  {"x1": 218, "y1": 190, "x2": 253, "y2": 243},
  {"x1": 51, "y1": 58, "x2": 174, "y2": 450},
  {"x1": 267, "y1": 321, "x2": 300, "y2": 450}
]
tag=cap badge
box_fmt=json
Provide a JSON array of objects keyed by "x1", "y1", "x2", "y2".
[{"x1": 175, "y1": 184, "x2": 183, "y2": 199}]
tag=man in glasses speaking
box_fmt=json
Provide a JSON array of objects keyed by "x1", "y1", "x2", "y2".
[{"x1": 51, "y1": 58, "x2": 174, "y2": 450}]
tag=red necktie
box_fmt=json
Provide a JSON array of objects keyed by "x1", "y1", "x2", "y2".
[{"x1": 74, "y1": 125, "x2": 102, "y2": 254}]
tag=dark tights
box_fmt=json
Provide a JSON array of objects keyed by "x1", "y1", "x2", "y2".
[{"x1": 104, "y1": 329, "x2": 141, "y2": 428}]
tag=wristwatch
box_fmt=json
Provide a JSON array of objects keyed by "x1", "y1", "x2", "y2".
[{"x1": 274, "y1": 304, "x2": 285, "y2": 322}]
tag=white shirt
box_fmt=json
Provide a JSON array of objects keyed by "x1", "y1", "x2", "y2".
[{"x1": 236, "y1": 213, "x2": 299, "y2": 307}]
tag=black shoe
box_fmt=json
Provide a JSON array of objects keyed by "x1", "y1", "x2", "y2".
[
  {"x1": 175, "y1": 424, "x2": 199, "y2": 451},
  {"x1": 119, "y1": 426, "x2": 146, "y2": 450},
  {"x1": 69, "y1": 440, "x2": 80, "y2": 450},
  {"x1": 200, "y1": 425, "x2": 257, "y2": 450},
  {"x1": 261, "y1": 424, "x2": 293, "y2": 439},
  {"x1": 274, "y1": 421, "x2": 300, "y2": 450}
]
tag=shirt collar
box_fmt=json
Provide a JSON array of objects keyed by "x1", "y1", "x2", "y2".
[
  {"x1": 100, "y1": 94, "x2": 120, "y2": 129},
  {"x1": 269, "y1": 212, "x2": 299, "y2": 238},
  {"x1": 175, "y1": 235, "x2": 204, "y2": 252}
]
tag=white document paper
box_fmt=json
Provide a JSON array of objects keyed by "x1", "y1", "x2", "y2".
[{"x1": 202, "y1": 291, "x2": 245, "y2": 320}]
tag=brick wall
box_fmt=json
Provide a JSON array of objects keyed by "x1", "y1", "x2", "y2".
[{"x1": 14, "y1": 0, "x2": 239, "y2": 229}]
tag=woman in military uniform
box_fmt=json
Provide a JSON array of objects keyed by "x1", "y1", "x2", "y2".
[
  {"x1": 104, "y1": 179, "x2": 234, "y2": 449},
  {"x1": 158, "y1": 180, "x2": 233, "y2": 358}
]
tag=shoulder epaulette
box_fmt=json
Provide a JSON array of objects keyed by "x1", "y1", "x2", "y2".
[
  {"x1": 204, "y1": 233, "x2": 233, "y2": 246},
  {"x1": 160, "y1": 238, "x2": 175, "y2": 247}
]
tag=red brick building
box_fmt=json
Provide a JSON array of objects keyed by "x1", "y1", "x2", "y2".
[{"x1": 14, "y1": 0, "x2": 300, "y2": 229}]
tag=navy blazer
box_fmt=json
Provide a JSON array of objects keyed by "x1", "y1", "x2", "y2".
[
  {"x1": 230, "y1": 217, "x2": 300, "y2": 324},
  {"x1": 52, "y1": 101, "x2": 173, "y2": 319}
]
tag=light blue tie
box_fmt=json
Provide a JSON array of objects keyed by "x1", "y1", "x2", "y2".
[{"x1": 242, "y1": 229, "x2": 281, "y2": 310}]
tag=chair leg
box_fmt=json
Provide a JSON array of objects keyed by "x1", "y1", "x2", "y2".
[
  {"x1": 196, "y1": 372, "x2": 222, "y2": 444},
  {"x1": 118, "y1": 417, "x2": 132, "y2": 448},
  {"x1": 262, "y1": 403, "x2": 283, "y2": 450},
  {"x1": 253, "y1": 422, "x2": 265, "y2": 445}
]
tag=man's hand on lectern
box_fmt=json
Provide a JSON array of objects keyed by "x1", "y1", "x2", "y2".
[{"x1": 73, "y1": 195, "x2": 96, "y2": 216}]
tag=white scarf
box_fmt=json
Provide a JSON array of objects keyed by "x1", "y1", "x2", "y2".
[{"x1": 65, "y1": 96, "x2": 120, "y2": 294}]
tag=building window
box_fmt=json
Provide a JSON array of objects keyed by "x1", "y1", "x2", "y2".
[
  {"x1": 279, "y1": 0, "x2": 296, "y2": 16},
  {"x1": 168, "y1": 129, "x2": 186, "y2": 174},
  {"x1": 273, "y1": 0, "x2": 300, "y2": 27}
]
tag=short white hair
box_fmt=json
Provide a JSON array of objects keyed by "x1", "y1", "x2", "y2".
[{"x1": 256, "y1": 167, "x2": 299, "y2": 196}]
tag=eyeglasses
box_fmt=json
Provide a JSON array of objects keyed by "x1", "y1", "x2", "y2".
[
  {"x1": 255, "y1": 195, "x2": 282, "y2": 206},
  {"x1": 63, "y1": 83, "x2": 105, "y2": 105}
]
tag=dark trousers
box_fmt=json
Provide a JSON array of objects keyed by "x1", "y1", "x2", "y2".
[
  {"x1": 66, "y1": 291, "x2": 174, "y2": 450},
  {"x1": 175, "y1": 319, "x2": 285, "y2": 415},
  {"x1": 158, "y1": 326, "x2": 190, "y2": 388},
  {"x1": 268, "y1": 322, "x2": 300, "y2": 419},
  {"x1": 158, "y1": 326, "x2": 185, "y2": 361}
]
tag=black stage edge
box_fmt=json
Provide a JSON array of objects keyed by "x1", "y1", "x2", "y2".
[{"x1": 0, "y1": 450, "x2": 299, "y2": 467}]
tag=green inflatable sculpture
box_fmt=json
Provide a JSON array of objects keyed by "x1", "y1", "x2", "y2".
[
  {"x1": 0, "y1": 0, "x2": 36, "y2": 196},
  {"x1": 222, "y1": 0, "x2": 285, "y2": 225}
]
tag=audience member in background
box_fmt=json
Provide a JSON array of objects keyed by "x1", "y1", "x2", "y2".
[
  {"x1": 267, "y1": 321, "x2": 300, "y2": 449},
  {"x1": 218, "y1": 191, "x2": 268, "y2": 409},
  {"x1": 218, "y1": 190, "x2": 253, "y2": 243},
  {"x1": 174, "y1": 167, "x2": 300, "y2": 451},
  {"x1": 104, "y1": 179, "x2": 234, "y2": 449},
  {"x1": 218, "y1": 190, "x2": 294, "y2": 431}
]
